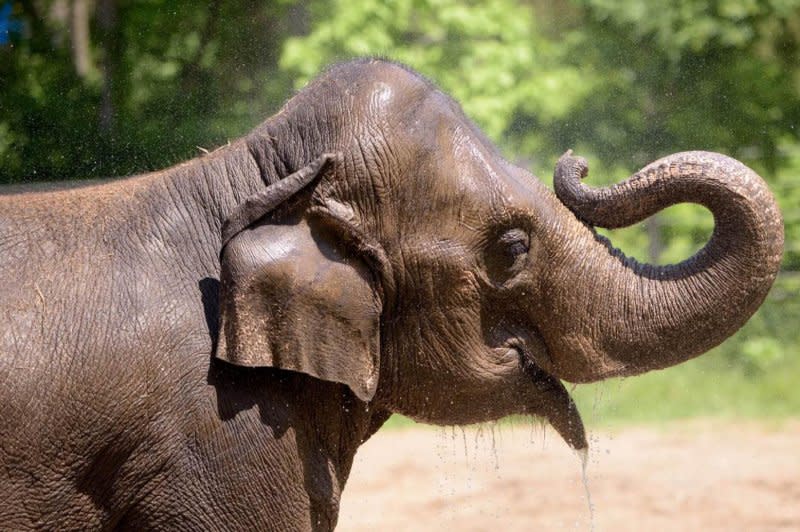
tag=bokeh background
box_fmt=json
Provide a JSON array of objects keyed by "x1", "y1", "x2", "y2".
[{"x1": 1, "y1": 0, "x2": 798, "y2": 423}]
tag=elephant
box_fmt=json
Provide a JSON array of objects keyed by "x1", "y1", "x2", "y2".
[{"x1": 0, "y1": 59, "x2": 783, "y2": 530}]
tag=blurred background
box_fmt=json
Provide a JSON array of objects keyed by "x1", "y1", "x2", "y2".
[{"x1": 1, "y1": 0, "x2": 798, "y2": 423}]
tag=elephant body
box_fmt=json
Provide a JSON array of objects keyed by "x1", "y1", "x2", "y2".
[
  {"x1": 0, "y1": 153, "x2": 384, "y2": 529},
  {"x1": 0, "y1": 59, "x2": 783, "y2": 530}
]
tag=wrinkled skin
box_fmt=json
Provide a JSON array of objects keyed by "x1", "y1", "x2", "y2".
[{"x1": 0, "y1": 60, "x2": 783, "y2": 530}]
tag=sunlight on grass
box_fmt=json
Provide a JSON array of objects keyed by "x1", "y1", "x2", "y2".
[{"x1": 572, "y1": 349, "x2": 800, "y2": 426}]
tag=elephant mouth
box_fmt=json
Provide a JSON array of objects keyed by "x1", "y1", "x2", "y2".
[
  {"x1": 503, "y1": 329, "x2": 552, "y2": 370},
  {"x1": 502, "y1": 332, "x2": 588, "y2": 450}
]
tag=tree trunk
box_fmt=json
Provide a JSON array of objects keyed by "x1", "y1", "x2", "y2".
[
  {"x1": 69, "y1": 0, "x2": 93, "y2": 78},
  {"x1": 97, "y1": 0, "x2": 116, "y2": 136}
]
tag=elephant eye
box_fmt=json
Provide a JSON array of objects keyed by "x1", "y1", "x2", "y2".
[
  {"x1": 485, "y1": 228, "x2": 530, "y2": 282},
  {"x1": 500, "y1": 229, "x2": 530, "y2": 258}
]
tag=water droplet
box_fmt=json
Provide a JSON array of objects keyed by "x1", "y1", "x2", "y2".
[
  {"x1": 576, "y1": 447, "x2": 596, "y2": 532},
  {"x1": 489, "y1": 422, "x2": 500, "y2": 471},
  {"x1": 460, "y1": 426, "x2": 469, "y2": 465},
  {"x1": 541, "y1": 423, "x2": 547, "y2": 450}
]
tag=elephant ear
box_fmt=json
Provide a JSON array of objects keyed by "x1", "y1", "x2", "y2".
[{"x1": 216, "y1": 154, "x2": 382, "y2": 402}]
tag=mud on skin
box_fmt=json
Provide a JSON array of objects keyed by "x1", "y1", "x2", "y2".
[{"x1": 0, "y1": 59, "x2": 783, "y2": 530}]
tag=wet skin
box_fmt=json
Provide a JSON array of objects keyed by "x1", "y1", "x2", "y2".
[{"x1": 0, "y1": 59, "x2": 783, "y2": 530}]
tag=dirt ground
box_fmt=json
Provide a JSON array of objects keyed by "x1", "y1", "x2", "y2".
[{"x1": 338, "y1": 420, "x2": 800, "y2": 531}]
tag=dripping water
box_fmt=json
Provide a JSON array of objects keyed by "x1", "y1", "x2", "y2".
[
  {"x1": 576, "y1": 447, "x2": 596, "y2": 532},
  {"x1": 591, "y1": 382, "x2": 606, "y2": 425},
  {"x1": 527, "y1": 416, "x2": 549, "y2": 449},
  {"x1": 460, "y1": 426, "x2": 469, "y2": 465},
  {"x1": 489, "y1": 421, "x2": 500, "y2": 471},
  {"x1": 541, "y1": 423, "x2": 546, "y2": 450},
  {"x1": 473, "y1": 424, "x2": 483, "y2": 462}
]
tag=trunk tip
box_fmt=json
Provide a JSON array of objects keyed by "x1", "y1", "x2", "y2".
[{"x1": 557, "y1": 150, "x2": 590, "y2": 180}]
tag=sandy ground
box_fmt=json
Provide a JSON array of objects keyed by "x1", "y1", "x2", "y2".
[{"x1": 338, "y1": 420, "x2": 800, "y2": 531}]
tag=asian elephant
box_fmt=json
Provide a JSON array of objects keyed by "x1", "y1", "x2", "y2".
[{"x1": 0, "y1": 59, "x2": 783, "y2": 530}]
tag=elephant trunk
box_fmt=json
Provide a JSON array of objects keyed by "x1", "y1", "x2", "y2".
[{"x1": 533, "y1": 151, "x2": 783, "y2": 382}]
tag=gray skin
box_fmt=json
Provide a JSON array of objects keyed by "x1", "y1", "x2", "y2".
[{"x1": 0, "y1": 59, "x2": 783, "y2": 530}]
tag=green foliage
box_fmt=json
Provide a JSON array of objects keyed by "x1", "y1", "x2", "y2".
[
  {"x1": 281, "y1": 0, "x2": 592, "y2": 141},
  {"x1": 770, "y1": 141, "x2": 800, "y2": 268},
  {"x1": 1, "y1": 0, "x2": 297, "y2": 182},
  {"x1": 595, "y1": 0, "x2": 800, "y2": 169}
]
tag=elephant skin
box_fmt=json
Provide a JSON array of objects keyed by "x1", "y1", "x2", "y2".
[{"x1": 0, "y1": 59, "x2": 783, "y2": 530}]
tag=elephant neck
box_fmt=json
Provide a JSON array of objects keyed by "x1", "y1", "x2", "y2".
[
  {"x1": 130, "y1": 126, "x2": 297, "y2": 274},
  {"x1": 157, "y1": 112, "x2": 324, "y2": 241},
  {"x1": 156, "y1": 138, "x2": 272, "y2": 235}
]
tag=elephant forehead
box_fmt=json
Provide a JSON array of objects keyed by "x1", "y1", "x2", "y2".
[
  {"x1": 450, "y1": 125, "x2": 505, "y2": 194},
  {"x1": 428, "y1": 151, "x2": 527, "y2": 225},
  {"x1": 386, "y1": 155, "x2": 521, "y2": 241},
  {"x1": 368, "y1": 81, "x2": 396, "y2": 113},
  {"x1": 402, "y1": 124, "x2": 507, "y2": 203}
]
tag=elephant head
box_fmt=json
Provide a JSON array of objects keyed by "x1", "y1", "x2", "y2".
[{"x1": 215, "y1": 60, "x2": 783, "y2": 450}]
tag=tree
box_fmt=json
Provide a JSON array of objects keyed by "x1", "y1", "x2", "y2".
[
  {"x1": 553, "y1": 0, "x2": 800, "y2": 268},
  {"x1": 0, "y1": 0, "x2": 303, "y2": 183},
  {"x1": 280, "y1": 0, "x2": 592, "y2": 146}
]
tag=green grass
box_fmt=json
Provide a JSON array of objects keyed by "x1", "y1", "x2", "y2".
[
  {"x1": 571, "y1": 348, "x2": 800, "y2": 426},
  {"x1": 382, "y1": 414, "x2": 418, "y2": 430},
  {"x1": 382, "y1": 272, "x2": 800, "y2": 430}
]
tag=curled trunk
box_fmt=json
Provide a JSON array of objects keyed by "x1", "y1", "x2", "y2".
[{"x1": 536, "y1": 151, "x2": 783, "y2": 382}]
